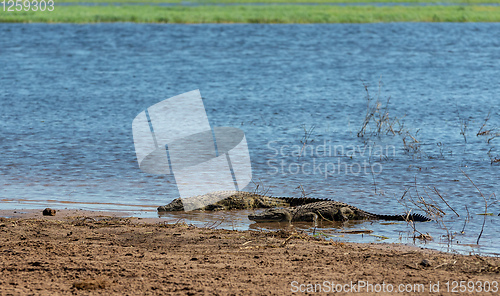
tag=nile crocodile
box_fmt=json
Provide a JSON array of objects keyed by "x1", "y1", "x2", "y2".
[
  {"x1": 157, "y1": 191, "x2": 327, "y2": 212},
  {"x1": 248, "y1": 200, "x2": 431, "y2": 222}
]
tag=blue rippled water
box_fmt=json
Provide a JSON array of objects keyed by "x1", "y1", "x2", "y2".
[{"x1": 1, "y1": 23, "x2": 499, "y2": 254}]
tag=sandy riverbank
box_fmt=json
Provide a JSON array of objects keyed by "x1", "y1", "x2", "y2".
[{"x1": 0, "y1": 209, "x2": 499, "y2": 295}]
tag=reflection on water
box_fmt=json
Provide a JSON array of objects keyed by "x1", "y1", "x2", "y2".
[{"x1": 1, "y1": 23, "x2": 499, "y2": 255}]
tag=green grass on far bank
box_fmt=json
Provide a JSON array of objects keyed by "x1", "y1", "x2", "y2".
[
  {"x1": 55, "y1": 0, "x2": 500, "y2": 3},
  {"x1": 1, "y1": 5, "x2": 500, "y2": 23}
]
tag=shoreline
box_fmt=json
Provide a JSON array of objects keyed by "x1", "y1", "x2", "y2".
[
  {"x1": 2, "y1": 208, "x2": 498, "y2": 256},
  {"x1": 1, "y1": 209, "x2": 499, "y2": 294}
]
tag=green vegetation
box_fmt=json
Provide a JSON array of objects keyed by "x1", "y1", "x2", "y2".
[
  {"x1": 1, "y1": 4, "x2": 500, "y2": 23},
  {"x1": 55, "y1": 0, "x2": 500, "y2": 3}
]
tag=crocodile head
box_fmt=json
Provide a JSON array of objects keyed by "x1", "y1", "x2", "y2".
[
  {"x1": 157, "y1": 198, "x2": 184, "y2": 212},
  {"x1": 248, "y1": 208, "x2": 292, "y2": 222}
]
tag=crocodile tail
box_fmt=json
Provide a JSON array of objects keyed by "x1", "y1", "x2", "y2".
[
  {"x1": 376, "y1": 213, "x2": 432, "y2": 222},
  {"x1": 280, "y1": 197, "x2": 329, "y2": 207}
]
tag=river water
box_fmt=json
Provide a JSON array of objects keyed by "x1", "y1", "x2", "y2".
[{"x1": 1, "y1": 23, "x2": 499, "y2": 255}]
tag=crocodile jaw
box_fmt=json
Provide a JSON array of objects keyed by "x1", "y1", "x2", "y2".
[{"x1": 248, "y1": 209, "x2": 291, "y2": 222}]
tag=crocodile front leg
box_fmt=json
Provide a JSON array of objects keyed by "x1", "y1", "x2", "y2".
[{"x1": 292, "y1": 212, "x2": 317, "y2": 222}]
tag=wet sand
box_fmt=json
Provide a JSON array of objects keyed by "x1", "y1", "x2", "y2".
[{"x1": 0, "y1": 209, "x2": 499, "y2": 295}]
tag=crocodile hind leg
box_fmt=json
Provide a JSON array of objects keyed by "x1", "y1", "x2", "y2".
[
  {"x1": 322, "y1": 207, "x2": 353, "y2": 221},
  {"x1": 339, "y1": 207, "x2": 356, "y2": 221}
]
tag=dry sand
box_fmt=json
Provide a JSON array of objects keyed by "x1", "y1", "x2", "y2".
[{"x1": 0, "y1": 209, "x2": 499, "y2": 295}]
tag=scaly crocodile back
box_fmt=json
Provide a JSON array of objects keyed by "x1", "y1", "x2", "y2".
[
  {"x1": 249, "y1": 200, "x2": 432, "y2": 222},
  {"x1": 278, "y1": 196, "x2": 330, "y2": 207},
  {"x1": 157, "y1": 191, "x2": 330, "y2": 212},
  {"x1": 289, "y1": 200, "x2": 378, "y2": 221},
  {"x1": 290, "y1": 201, "x2": 431, "y2": 222}
]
